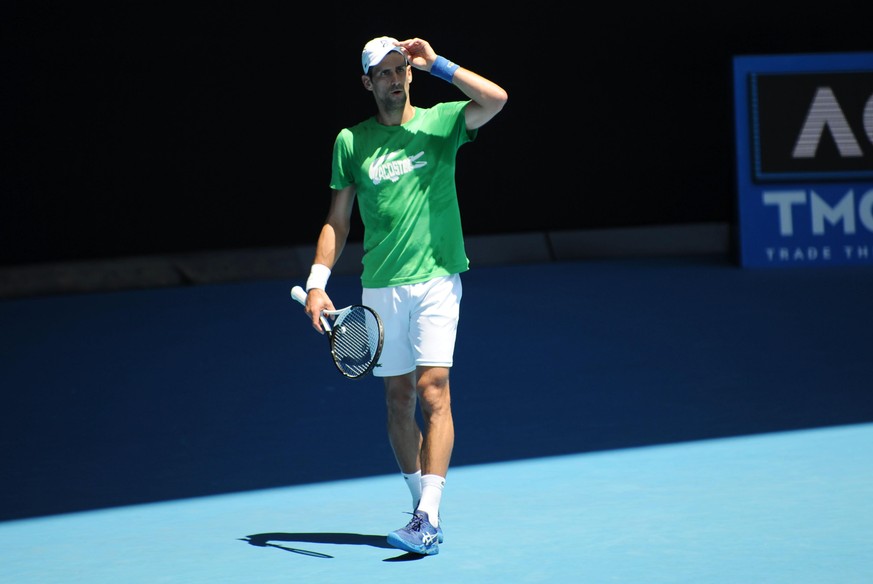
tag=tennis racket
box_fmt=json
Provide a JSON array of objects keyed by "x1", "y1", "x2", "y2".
[{"x1": 290, "y1": 285, "x2": 384, "y2": 379}]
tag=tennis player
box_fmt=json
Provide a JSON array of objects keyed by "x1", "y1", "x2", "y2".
[{"x1": 300, "y1": 36, "x2": 507, "y2": 555}]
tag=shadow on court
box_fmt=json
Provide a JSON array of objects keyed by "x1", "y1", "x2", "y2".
[
  {"x1": 2, "y1": 254, "x2": 872, "y2": 522},
  {"x1": 240, "y1": 532, "x2": 423, "y2": 562},
  {"x1": 242, "y1": 531, "x2": 391, "y2": 551}
]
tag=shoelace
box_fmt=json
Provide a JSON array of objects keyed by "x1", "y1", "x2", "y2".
[{"x1": 404, "y1": 512, "x2": 424, "y2": 532}]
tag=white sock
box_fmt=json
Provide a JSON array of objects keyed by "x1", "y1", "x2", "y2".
[
  {"x1": 416, "y1": 474, "x2": 445, "y2": 527},
  {"x1": 402, "y1": 470, "x2": 422, "y2": 511}
]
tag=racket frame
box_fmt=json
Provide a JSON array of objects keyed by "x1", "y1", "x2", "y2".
[{"x1": 291, "y1": 286, "x2": 384, "y2": 379}]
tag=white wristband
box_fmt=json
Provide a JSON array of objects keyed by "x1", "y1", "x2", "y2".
[{"x1": 305, "y1": 264, "x2": 331, "y2": 291}]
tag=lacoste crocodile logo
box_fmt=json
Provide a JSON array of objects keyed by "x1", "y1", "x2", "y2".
[{"x1": 369, "y1": 151, "x2": 427, "y2": 185}]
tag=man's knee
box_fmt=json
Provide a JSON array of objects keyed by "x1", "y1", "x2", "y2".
[{"x1": 416, "y1": 368, "x2": 451, "y2": 413}]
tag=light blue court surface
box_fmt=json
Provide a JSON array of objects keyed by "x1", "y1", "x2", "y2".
[
  {"x1": 2, "y1": 255, "x2": 873, "y2": 582},
  {"x1": 1, "y1": 424, "x2": 872, "y2": 583}
]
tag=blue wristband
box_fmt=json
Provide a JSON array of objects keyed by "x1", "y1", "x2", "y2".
[{"x1": 430, "y1": 55, "x2": 459, "y2": 83}]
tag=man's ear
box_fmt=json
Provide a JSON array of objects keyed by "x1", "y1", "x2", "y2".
[{"x1": 361, "y1": 75, "x2": 373, "y2": 91}]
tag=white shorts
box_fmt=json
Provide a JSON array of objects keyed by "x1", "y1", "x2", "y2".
[{"x1": 362, "y1": 274, "x2": 462, "y2": 377}]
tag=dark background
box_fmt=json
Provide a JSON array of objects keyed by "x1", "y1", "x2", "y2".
[{"x1": 2, "y1": 1, "x2": 870, "y2": 267}]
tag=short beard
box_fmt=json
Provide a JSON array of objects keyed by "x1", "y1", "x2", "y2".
[{"x1": 379, "y1": 89, "x2": 407, "y2": 115}]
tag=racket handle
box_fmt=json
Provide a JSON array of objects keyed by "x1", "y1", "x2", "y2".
[
  {"x1": 290, "y1": 285, "x2": 307, "y2": 305},
  {"x1": 291, "y1": 285, "x2": 332, "y2": 333}
]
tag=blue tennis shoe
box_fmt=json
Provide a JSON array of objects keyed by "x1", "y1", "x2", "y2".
[{"x1": 387, "y1": 510, "x2": 440, "y2": 555}]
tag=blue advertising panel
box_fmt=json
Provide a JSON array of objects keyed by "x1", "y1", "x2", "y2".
[{"x1": 733, "y1": 52, "x2": 873, "y2": 267}]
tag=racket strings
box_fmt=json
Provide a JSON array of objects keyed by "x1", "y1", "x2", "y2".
[{"x1": 331, "y1": 307, "x2": 382, "y2": 377}]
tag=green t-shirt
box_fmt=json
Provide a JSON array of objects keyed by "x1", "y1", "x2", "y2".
[{"x1": 330, "y1": 101, "x2": 476, "y2": 288}]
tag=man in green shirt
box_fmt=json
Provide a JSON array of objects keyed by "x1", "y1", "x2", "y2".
[{"x1": 300, "y1": 36, "x2": 507, "y2": 556}]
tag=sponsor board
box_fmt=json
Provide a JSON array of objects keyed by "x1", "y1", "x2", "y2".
[{"x1": 733, "y1": 52, "x2": 873, "y2": 267}]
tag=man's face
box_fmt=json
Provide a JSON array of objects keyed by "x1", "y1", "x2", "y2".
[{"x1": 365, "y1": 52, "x2": 410, "y2": 107}]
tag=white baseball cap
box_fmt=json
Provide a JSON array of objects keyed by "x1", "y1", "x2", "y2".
[{"x1": 361, "y1": 36, "x2": 405, "y2": 74}]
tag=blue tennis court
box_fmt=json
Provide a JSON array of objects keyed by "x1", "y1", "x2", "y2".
[{"x1": 2, "y1": 255, "x2": 872, "y2": 582}]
